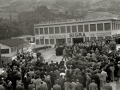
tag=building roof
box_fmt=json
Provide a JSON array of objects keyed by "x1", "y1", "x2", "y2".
[
  {"x1": 0, "y1": 39, "x2": 26, "y2": 47},
  {"x1": 34, "y1": 17, "x2": 120, "y2": 27}
]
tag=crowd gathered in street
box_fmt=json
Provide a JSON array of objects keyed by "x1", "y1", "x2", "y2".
[{"x1": 0, "y1": 39, "x2": 119, "y2": 90}]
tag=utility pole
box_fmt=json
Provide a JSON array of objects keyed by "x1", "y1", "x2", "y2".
[{"x1": 0, "y1": 46, "x2": 2, "y2": 68}]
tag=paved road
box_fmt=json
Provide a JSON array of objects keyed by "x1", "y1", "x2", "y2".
[{"x1": 41, "y1": 47, "x2": 120, "y2": 90}]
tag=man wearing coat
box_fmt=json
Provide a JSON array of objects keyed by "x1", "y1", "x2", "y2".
[
  {"x1": 89, "y1": 80, "x2": 98, "y2": 90},
  {"x1": 103, "y1": 81, "x2": 112, "y2": 90},
  {"x1": 75, "y1": 80, "x2": 83, "y2": 90},
  {"x1": 70, "y1": 79, "x2": 77, "y2": 90},
  {"x1": 64, "y1": 79, "x2": 71, "y2": 90},
  {"x1": 53, "y1": 82, "x2": 61, "y2": 90}
]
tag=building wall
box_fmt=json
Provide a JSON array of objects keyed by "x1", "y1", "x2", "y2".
[
  {"x1": 0, "y1": 43, "x2": 28, "y2": 57},
  {"x1": 34, "y1": 19, "x2": 120, "y2": 47},
  {"x1": 0, "y1": 43, "x2": 12, "y2": 57}
]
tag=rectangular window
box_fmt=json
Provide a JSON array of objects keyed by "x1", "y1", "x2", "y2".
[
  {"x1": 78, "y1": 25, "x2": 83, "y2": 32},
  {"x1": 1, "y1": 49, "x2": 9, "y2": 54},
  {"x1": 49, "y1": 27, "x2": 54, "y2": 34},
  {"x1": 104, "y1": 23, "x2": 111, "y2": 31},
  {"x1": 67, "y1": 38, "x2": 71, "y2": 43},
  {"x1": 90, "y1": 24, "x2": 96, "y2": 31},
  {"x1": 97, "y1": 23, "x2": 103, "y2": 31},
  {"x1": 98, "y1": 37, "x2": 103, "y2": 40},
  {"x1": 34, "y1": 28, "x2": 39, "y2": 35},
  {"x1": 84, "y1": 25, "x2": 89, "y2": 32},
  {"x1": 61, "y1": 26, "x2": 66, "y2": 33},
  {"x1": 36, "y1": 39, "x2": 39, "y2": 45},
  {"x1": 40, "y1": 28, "x2": 43, "y2": 34},
  {"x1": 45, "y1": 39, "x2": 49, "y2": 44},
  {"x1": 44, "y1": 28, "x2": 48, "y2": 34},
  {"x1": 55, "y1": 27, "x2": 60, "y2": 34},
  {"x1": 105, "y1": 36, "x2": 111, "y2": 39},
  {"x1": 90, "y1": 37, "x2": 96, "y2": 40},
  {"x1": 72, "y1": 26, "x2": 77, "y2": 32},
  {"x1": 112, "y1": 23, "x2": 114, "y2": 30},
  {"x1": 67, "y1": 26, "x2": 71, "y2": 33},
  {"x1": 40, "y1": 39, "x2": 44, "y2": 45},
  {"x1": 85, "y1": 37, "x2": 89, "y2": 41},
  {"x1": 114, "y1": 23, "x2": 116, "y2": 30},
  {"x1": 50, "y1": 39, "x2": 54, "y2": 44}
]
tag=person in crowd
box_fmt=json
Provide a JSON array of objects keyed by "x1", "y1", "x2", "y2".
[
  {"x1": 103, "y1": 80, "x2": 113, "y2": 90},
  {"x1": 0, "y1": 81, "x2": 5, "y2": 90},
  {"x1": 0, "y1": 39, "x2": 119, "y2": 90},
  {"x1": 89, "y1": 80, "x2": 98, "y2": 90},
  {"x1": 16, "y1": 83, "x2": 24, "y2": 90},
  {"x1": 70, "y1": 79, "x2": 77, "y2": 90},
  {"x1": 101, "y1": 68, "x2": 108, "y2": 84},
  {"x1": 53, "y1": 82, "x2": 61, "y2": 90},
  {"x1": 75, "y1": 80, "x2": 83, "y2": 90},
  {"x1": 64, "y1": 79, "x2": 71, "y2": 90},
  {"x1": 28, "y1": 81, "x2": 35, "y2": 90}
]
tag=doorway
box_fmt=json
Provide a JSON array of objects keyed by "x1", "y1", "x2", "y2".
[
  {"x1": 56, "y1": 39, "x2": 66, "y2": 46},
  {"x1": 73, "y1": 38, "x2": 83, "y2": 44},
  {"x1": 115, "y1": 38, "x2": 120, "y2": 44}
]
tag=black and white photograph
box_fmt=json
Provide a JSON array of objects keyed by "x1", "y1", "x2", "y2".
[{"x1": 0, "y1": 0, "x2": 120, "y2": 90}]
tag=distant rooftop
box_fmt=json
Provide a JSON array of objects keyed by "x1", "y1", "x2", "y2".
[
  {"x1": 0, "y1": 39, "x2": 26, "y2": 47},
  {"x1": 34, "y1": 17, "x2": 120, "y2": 27}
]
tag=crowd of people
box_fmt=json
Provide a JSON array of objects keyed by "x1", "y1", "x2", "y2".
[{"x1": 0, "y1": 39, "x2": 119, "y2": 90}]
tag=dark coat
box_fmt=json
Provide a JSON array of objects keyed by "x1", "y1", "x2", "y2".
[
  {"x1": 16, "y1": 85, "x2": 24, "y2": 90},
  {"x1": 53, "y1": 84, "x2": 61, "y2": 90},
  {"x1": 75, "y1": 82, "x2": 83, "y2": 90}
]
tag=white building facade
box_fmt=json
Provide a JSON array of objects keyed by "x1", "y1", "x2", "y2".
[{"x1": 34, "y1": 18, "x2": 120, "y2": 48}]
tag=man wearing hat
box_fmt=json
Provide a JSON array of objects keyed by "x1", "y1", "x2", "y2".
[{"x1": 89, "y1": 80, "x2": 98, "y2": 90}]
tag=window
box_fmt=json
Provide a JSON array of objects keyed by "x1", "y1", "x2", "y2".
[
  {"x1": 55, "y1": 27, "x2": 59, "y2": 34},
  {"x1": 105, "y1": 36, "x2": 111, "y2": 40},
  {"x1": 98, "y1": 37, "x2": 103, "y2": 40},
  {"x1": 78, "y1": 25, "x2": 83, "y2": 32},
  {"x1": 72, "y1": 26, "x2": 77, "y2": 32},
  {"x1": 61, "y1": 26, "x2": 66, "y2": 33},
  {"x1": 67, "y1": 38, "x2": 71, "y2": 43},
  {"x1": 49, "y1": 27, "x2": 54, "y2": 34},
  {"x1": 114, "y1": 23, "x2": 116, "y2": 30},
  {"x1": 50, "y1": 39, "x2": 54, "y2": 44},
  {"x1": 45, "y1": 39, "x2": 49, "y2": 44},
  {"x1": 40, "y1": 28, "x2": 43, "y2": 34},
  {"x1": 90, "y1": 37, "x2": 96, "y2": 40},
  {"x1": 44, "y1": 28, "x2": 48, "y2": 34},
  {"x1": 104, "y1": 23, "x2": 111, "y2": 31},
  {"x1": 97, "y1": 23, "x2": 103, "y2": 31},
  {"x1": 84, "y1": 25, "x2": 89, "y2": 32},
  {"x1": 1, "y1": 49, "x2": 9, "y2": 54},
  {"x1": 67, "y1": 26, "x2": 71, "y2": 33},
  {"x1": 40, "y1": 39, "x2": 44, "y2": 45},
  {"x1": 85, "y1": 37, "x2": 89, "y2": 41},
  {"x1": 34, "y1": 28, "x2": 39, "y2": 35},
  {"x1": 112, "y1": 23, "x2": 114, "y2": 30},
  {"x1": 90, "y1": 24, "x2": 96, "y2": 31},
  {"x1": 36, "y1": 39, "x2": 39, "y2": 45}
]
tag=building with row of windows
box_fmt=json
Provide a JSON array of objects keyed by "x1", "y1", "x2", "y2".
[{"x1": 34, "y1": 18, "x2": 120, "y2": 48}]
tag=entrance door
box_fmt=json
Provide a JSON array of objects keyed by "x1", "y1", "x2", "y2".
[
  {"x1": 116, "y1": 38, "x2": 120, "y2": 44},
  {"x1": 56, "y1": 39, "x2": 66, "y2": 46},
  {"x1": 73, "y1": 38, "x2": 83, "y2": 44}
]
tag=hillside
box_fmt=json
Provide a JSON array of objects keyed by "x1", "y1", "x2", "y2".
[{"x1": 90, "y1": 0, "x2": 120, "y2": 12}]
